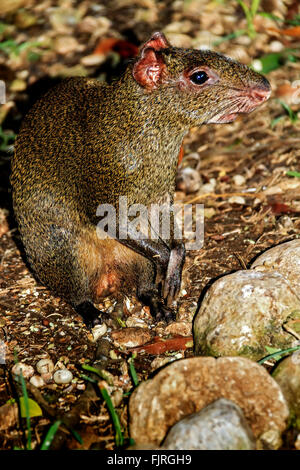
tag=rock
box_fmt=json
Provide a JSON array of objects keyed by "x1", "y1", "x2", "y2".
[
  {"x1": 272, "y1": 354, "x2": 300, "y2": 428},
  {"x1": 232, "y1": 175, "x2": 246, "y2": 186},
  {"x1": 193, "y1": 270, "x2": 300, "y2": 360},
  {"x1": 228, "y1": 196, "x2": 246, "y2": 205},
  {"x1": 30, "y1": 375, "x2": 45, "y2": 388},
  {"x1": 80, "y1": 54, "x2": 106, "y2": 67},
  {"x1": 129, "y1": 357, "x2": 288, "y2": 447},
  {"x1": 12, "y1": 362, "x2": 34, "y2": 379},
  {"x1": 36, "y1": 358, "x2": 54, "y2": 375},
  {"x1": 111, "y1": 327, "x2": 152, "y2": 349},
  {"x1": 164, "y1": 321, "x2": 192, "y2": 337},
  {"x1": 0, "y1": 403, "x2": 18, "y2": 431},
  {"x1": 176, "y1": 167, "x2": 201, "y2": 194},
  {"x1": 54, "y1": 36, "x2": 81, "y2": 55},
  {"x1": 92, "y1": 323, "x2": 107, "y2": 342},
  {"x1": 251, "y1": 240, "x2": 300, "y2": 296},
  {"x1": 162, "y1": 398, "x2": 255, "y2": 450},
  {"x1": 53, "y1": 369, "x2": 73, "y2": 384}
]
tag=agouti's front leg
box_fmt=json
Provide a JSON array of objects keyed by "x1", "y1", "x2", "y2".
[{"x1": 120, "y1": 236, "x2": 185, "y2": 317}]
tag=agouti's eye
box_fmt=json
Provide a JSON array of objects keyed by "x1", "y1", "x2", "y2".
[{"x1": 190, "y1": 71, "x2": 209, "y2": 85}]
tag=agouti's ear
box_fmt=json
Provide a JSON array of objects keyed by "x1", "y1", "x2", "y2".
[
  {"x1": 140, "y1": 32, "x2": 170, "y2": 52},
  {"x1": 133, "y1": 47, "x2": 166, "y2": 90},
  {"x1": 133, "y1": 32, "x2": 170, "y2": 90}
]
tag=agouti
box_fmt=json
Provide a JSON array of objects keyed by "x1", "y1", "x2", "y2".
[{"x1": 11, "y1": 32, "x2": 271, "y2": 327}]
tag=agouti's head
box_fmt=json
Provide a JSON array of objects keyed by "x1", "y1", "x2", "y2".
[{"x1": 132, "y1": 32, "x2": 271, "y2": 126}]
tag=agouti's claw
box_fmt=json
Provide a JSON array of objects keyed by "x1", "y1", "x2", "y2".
[{"x1": 163, "y1": 244, "x2": 185, "y2": 305}]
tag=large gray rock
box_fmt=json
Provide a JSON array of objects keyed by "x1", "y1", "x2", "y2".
[
  {"x1": 162, "y1": 398, "x2": 256, "y2": 450},
  {"x1": 193, "y1": 270, "x2": 300, "y2": 360}
]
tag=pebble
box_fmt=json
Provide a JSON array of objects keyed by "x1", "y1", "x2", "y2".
[
  {"x1": 228, "y1": 195, "x2": 246, "y2": 205},
  {"x1": 232, "y1": 174, "x2": 246, "y2": 186},
  {"x1": 12, "y1": 362, "x2": 34, "y2": 379},
  {"x1": 175, "y1": 167, "x2": 201, "y2": 194},
  {"x1": 30, "y1": 375, "x2": 45, "y2": 388},
  {"x1": 36, "y1": 358, "x2": 54, "y2": 375},
  {"x1": 91, "y1": 323, "x2": 107, "y2": 342},
  {"x1": 53, "y1": 369, "x2": 73, "y2": 384},
  {"x1": 111, "y1": 327, "x2": 152, "y2": 349},
  {"x1": 162, "y1": 399, "x2": 255, "y2": 450}
]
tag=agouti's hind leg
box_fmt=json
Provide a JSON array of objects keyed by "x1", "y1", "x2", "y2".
[{"x1": 74, "y1": 301, "x2": 110, "y2": 329}]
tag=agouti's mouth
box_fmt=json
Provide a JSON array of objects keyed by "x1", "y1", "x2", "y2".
[{"x1": 208, "y1": 84, "x2": 271, "y2": 124}]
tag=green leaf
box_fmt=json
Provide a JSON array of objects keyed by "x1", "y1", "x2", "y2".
[
  {"x1": 40, "y1": 420, "x2": 62, "y2": 450},
  {"x1": 19, "y1": 397, "x2": 43, "y2": 418},
  {"x1": 286, "y1": 170, "x2": 300, "y2": 178},
  {"x1": 252, "y1": 51, "x2": 297, "y2": 74},
  {"x1": 258, "y1": 345, "x2": 300, "y2": 364}
]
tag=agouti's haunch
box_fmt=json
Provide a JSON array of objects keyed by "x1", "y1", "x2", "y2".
[{"x1": 11, "y1": 32, "x2": 271, "y2": 326}]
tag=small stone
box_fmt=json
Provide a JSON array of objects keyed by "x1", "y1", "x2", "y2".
[
  {"x1": 53, "y1": 369, "x2": 73, "y2": 384},
  {"x1": 30, "y1": 375, "x2": 45, "y2": 388},
  {"x1": 295, "y1": 434, "x2": 300, "y2": 450},
  {"x1": 36, "y1": 358, "x2": 54, "y2": 375},
  {"x1": 257, "y1": 429, "x2": 282, "y2": 450},
  {"x1": 176, "y1": 167, "x2": 201, "y2": 194},
  {"x1": 81, "y1": 54, "x2": 106, "y2": 66},
  {"x1": 111, "y1": 389, "x2": 123, "y2": 408},
  {"x1": 12, "y1": 362, "x2": 34, "y2": 379},
  {"x1": 228, "y1": 196, "x2": 246, "y2": 205},
  {"x1": 54, "y1": 36, "x2": 81, "y2": 55},
  {"x1": 92, "y1": 323, "x2": 107, "y2": 342},
  {"x1": 232, "y1": 174, "x2": 246, "y2": 186},
  {"x1": 199, "y1": 178, "x2": 216, "y2": 194},
  {"x1": 204, "y1": 207, "x2": 216, "y2": 219},
  {"x1": 164, "y1": 321, "x2": 192, "y2": 337},
  {"x1": 111, "y1": 327, "x2": 152, "y2": 349},
  {"x1": 162, "y1": 399, "x2": 255, "y2": 450}
]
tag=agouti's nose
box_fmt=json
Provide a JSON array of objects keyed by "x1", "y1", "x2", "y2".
[
  {"x1": 249, "y1": 86, "x2": 271, "y2": 103},
  {"x1": 249, "y1": 76, "x2": 271, "y2": 103}
]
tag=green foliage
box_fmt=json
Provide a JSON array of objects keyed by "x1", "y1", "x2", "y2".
[
  {"x1": 258, "y1": 345, "x2": 300, "y2": 365},
  {"x1": 128, "y1": 353, "x2": 139, "y2": 387},
  {"x1": 236, "y1": 0, "x2": 261, "y2": 39},
  {"x1": 0, "y1": 126, "x2": 16, "y2": 152},
  {"x1": 40, "y1": 420, "x2": 62, "y2": 450},
  {"x1": 271, "y1": 100, "x2": 299, "y2": 128},
  {"x1": 251, "y1": 51, "x2": 298, "y2": 74}
]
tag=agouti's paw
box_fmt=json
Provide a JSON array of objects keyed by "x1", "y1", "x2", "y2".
[
  {"x1": 74, "y1": 301, "x2": 110, "y2": 329},
  {"x1": 163, "y1": 244, "x2": 185, "y2": 306},
  {"x1": 151, "y1": 301, "x2": 176, "y2": 324}
]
